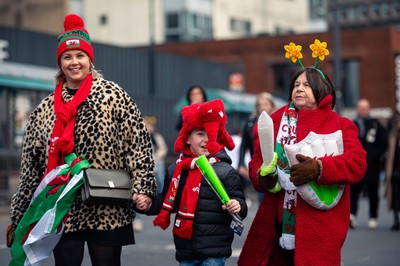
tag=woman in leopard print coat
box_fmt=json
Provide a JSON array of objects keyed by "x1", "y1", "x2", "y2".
[{"x1": 9, "y1": 14, "x2": 156, "y2": 266}]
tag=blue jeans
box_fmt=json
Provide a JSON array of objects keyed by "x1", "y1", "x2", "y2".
[{"x1": 180, "y1": 257, "x2": 226, "y2": 266}]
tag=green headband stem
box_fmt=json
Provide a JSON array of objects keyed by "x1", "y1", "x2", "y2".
[
  {"x1": 314, "y1": 67, "x2": 326, "y2": 79},
  {"x1": 297, "y1": 59, "x2": 305, "y2": 69},
  {"x1": 315, "y1": 57, "x2": 320, "y2": 69},
  {"x1": 313, "y1": 57, "x2": 326, "y2": 79},
  {"x1": 297, "y1": 57, "x2": 325, "y2": 79}
]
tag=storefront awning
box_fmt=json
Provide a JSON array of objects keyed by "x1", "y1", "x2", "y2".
[
  {"x1": 0, "y1": 61, "x2": 56, "y2": 91},
  {"x1": 174, "y1": 88, "x2": 286, "y2": 114}
]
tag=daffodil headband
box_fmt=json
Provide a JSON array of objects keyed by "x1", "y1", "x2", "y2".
[{"x1": 284, "y1": 39, "x2": 329, "y2": 79}]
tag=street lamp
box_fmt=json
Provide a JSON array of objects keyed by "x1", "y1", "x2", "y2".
[{"x1": 332, "y1": 0, "x2": 343, "y2": 115}]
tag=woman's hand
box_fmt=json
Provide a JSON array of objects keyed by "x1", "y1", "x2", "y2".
[
  {"x1": 132, "y1": 193, "x2": 152, "y2": 211},
  {"x1": 290, "y1": 154, "x2": 321, "y2": 186},
  {"x1": 256, "y1": 152, "x2": 279, "y2": 190}
]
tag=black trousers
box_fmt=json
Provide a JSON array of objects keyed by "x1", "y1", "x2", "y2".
[
  {"x1": 350, "y1": 169, "x2": 381, "y2": 218},
  {"x1": 53, "y1": 224, "x2": 134, "y2": 266}
]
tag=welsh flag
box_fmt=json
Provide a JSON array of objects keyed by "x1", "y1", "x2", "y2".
[{"x1": 10, "y1": 153, "x2": 90, "y2": 266}]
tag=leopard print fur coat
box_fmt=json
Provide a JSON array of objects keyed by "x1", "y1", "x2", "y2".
[{"x1": 10, "y1": 78, "x2": 156, "y2": 232}]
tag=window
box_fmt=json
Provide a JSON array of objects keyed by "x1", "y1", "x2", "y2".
[
  {"x1": 395, "y1": 3, "x2": 400, "y2": 15},
  {"x1": 0, "y1": 88, "x2": 9, "y2": 149},
  {"x1": 0, "y1": 87, "x2": 49, "y2": 191},
  {"x1": 272, "y1": 63, "x2": 297, "y2": 100},
  {"x1": 371, "y1": 3, "x2": 381, "y2": 17},
  {"x1": 167, "y1": 13, "x2": 179, "y2": 28},
  {"x1": 357, "y1": 4, "x2": 368, "y2": 19},
  {"x1": 381, "y1": 3, "x2": 390, "y2": 17},
  {"x1": 341, "y1": 60, "x2": 360, "y2": 108},
  {"x1": 14, "y1": 94, "x2": 31, "y2": 148},
  {"x1": 166, "y1": 34, "x2": 180, "y2": 43},
  {"x1": 166, "y1": 11, "x2": 212, "y2": 42},
  {"x1": 244, "y1": 22, "x2": 251, "y2": 35},
  {"x1": 193, "y1": 13, "x2": 199, "y2": 28},
  {"x1": 204, "y1": 16, "x2": 212, "y2": 30},
  {"x1": 309, "y1": 0, "x2": 326, "y2": 19},
  {"x1": 0, "y1": 88, "x2": 49, "y2": 150},
  {"x1": 99, "y1": 14, "x2": 107, "y2": 25},
  {"x1": 230, "y1": 18, "x2": 252, "y2": 35}
]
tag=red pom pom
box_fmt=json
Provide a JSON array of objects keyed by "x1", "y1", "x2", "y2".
[{"x1": 64, "y1": 14, "x2": 85, "y2": 31}]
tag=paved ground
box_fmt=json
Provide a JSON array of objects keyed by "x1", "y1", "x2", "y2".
[{"x1": 0, "y1": 188, "x2": 399, "y2": 265}]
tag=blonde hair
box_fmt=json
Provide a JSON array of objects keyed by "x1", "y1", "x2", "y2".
[
  {"x1": 144, "y1": 116, "x2": 157, "y2": 125},
  {"x1": 255, "y1": 92, "x2": 276, "y2": 115},
  {"x1": 54, "y1": 62, "x2": 103, "y2": 84}
]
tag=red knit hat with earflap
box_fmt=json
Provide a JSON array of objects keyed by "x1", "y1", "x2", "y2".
[
  {"x1": 174, "y1": 99, "x2": 235, "y2": 155},
  {"x1": 56, "y1": 14, "x2": 94, "y2": 65}
]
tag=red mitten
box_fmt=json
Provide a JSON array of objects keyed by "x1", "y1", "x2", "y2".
[{"x1": 290, "y1": 154, "x2": 320, "y2": 186}]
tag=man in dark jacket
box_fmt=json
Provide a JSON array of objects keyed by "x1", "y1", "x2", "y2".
[{"x1": 350, "y1": 99, "x2": 388, "y2": 229}]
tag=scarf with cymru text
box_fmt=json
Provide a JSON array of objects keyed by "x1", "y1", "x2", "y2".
[
  {"x1": 275, "y1": 102, "x2": 298, "y2": 250},
  {"x1": 9, "y1": 153, "x2": 90, "y2": 266}
]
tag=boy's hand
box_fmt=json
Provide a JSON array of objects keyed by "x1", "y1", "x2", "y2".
[{"x1": 225, "y1": 199, "x2": 241, "y2": 213}]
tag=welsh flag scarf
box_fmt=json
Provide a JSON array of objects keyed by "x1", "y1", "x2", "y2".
[
  {"x1": 46, "y1": 74, "x2": 92, "y2": 175},
  {"x1": 9, "y1": 153, "x2": 90, "y2": 266},
  {"x1": 153, "y1": 148, "x2": 220, "y2": 239},
  {"x1": 275, "y1": 102, "x2": 298, "y2": 250}
]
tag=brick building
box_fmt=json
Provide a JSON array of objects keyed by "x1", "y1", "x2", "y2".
[{"x1": 156, "y1": 27, "x2": 400, "y2": 117}]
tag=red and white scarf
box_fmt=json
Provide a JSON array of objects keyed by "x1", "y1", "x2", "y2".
[
  {"x1": 45, "y1": 74, "x2": 93, "y2": 176},
  {"x1": 275, "y1": 102, "x2": 298, "y2": 250},
  {"x1": 153, "y1": 148, "x2": 220, "y2": 239}
]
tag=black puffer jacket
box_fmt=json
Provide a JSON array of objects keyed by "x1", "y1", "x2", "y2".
[{"x1": 147, "y1": 149, "x2": 247, "y2": 262}]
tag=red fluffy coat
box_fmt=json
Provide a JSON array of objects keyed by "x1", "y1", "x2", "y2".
[{"x1": 238, "y1": 96, "x2": 367, "y2": 266}]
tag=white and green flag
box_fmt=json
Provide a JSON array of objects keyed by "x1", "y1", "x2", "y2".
[{"x1": 10, "y1": 154, "x2": 89, "y2": 266}]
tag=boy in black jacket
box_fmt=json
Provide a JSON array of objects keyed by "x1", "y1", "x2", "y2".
[{"x1": 141, "y1": 99, "x2": 247, "y2": 265}]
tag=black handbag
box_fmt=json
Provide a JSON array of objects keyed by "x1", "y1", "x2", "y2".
[{"x1": 81, "y1": 168, "x2": 132, "y2": 205}]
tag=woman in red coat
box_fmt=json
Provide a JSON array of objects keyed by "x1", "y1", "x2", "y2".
[{"x1": 238, "y1": 40, "x2": 367, "y2": 266}]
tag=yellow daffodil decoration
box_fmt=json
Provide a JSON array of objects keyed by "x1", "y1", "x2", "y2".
[
  {"x1": 284, "y1": 42, "x2": 304, "y2": 68},
  {"x1": 284, "y1": 39, "x2": 330, "y2": 79},
  {"x1": 309, "y1": 39, "x2": 329, "y2": 68}
]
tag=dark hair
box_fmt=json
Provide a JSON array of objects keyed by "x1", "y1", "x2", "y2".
[
  {"x1": 288, "y1": 67, "x2": 336, "y2": 109},
  {"x1": 186, "y1": 85, "x2": 207, "y2": 104}
]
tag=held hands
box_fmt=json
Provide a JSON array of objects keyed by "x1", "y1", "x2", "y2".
[
  {"x1": 132, "y1": 193, "x2": 152, "y2": 211},
  {"x1": 222, "y1": 199, "x2": 241, "y2": 214},
  {"x1": 289, "y1": 154, "x2": 321, "y2": 186}
]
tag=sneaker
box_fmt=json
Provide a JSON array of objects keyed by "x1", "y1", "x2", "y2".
[
  {"x1": 368, "y1": 218, "x2": 378, "y2": 229},
  {"x1": 349, "y1": 214, "x2": 357, "y2": 229},
  {"x1": 246, "y1": 198, "x2": 252, "y2": 209},
  {"x1": 133, "y1": 219, "x2": 144, "y2": 233}
]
